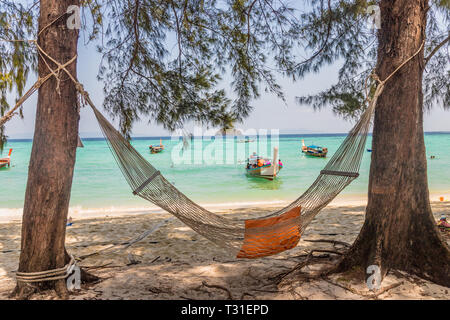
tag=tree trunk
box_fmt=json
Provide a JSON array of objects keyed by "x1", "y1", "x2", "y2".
[
  {"x1": 13, "y1": 0, "x2": 81, "y2": 299},
  {"x1": 335, "y1": 0, "x2": 450, "y2": 287}
]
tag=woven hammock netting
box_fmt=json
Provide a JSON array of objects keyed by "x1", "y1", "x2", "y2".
[{"x1": 91, "y1": 92, "x2": 376, "y2": 259}]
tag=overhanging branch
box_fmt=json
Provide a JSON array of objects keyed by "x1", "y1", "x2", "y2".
[{"x1": 425, "y1": 34, "x2": 450, "y2": 66}]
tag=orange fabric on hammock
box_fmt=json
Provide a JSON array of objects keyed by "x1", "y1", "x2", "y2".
[{"x1": 237, "y1": 206, "x2": 301, "y2": 259}]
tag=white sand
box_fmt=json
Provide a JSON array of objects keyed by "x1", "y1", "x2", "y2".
[{"x1": 0, "y1": 200, "x2": 448, "y2": 300}]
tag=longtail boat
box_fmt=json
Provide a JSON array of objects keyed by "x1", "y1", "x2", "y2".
[
  {"x1": 0, "y1": 149, "x2": 12, "y2": 169},
  {"x1": 245, "y1": 147, "x2": 282, "y2": 180},
  {"x1": 238, "y1": 139, "x2": 255, "y2": 143},
  {"x1": 301, "y1": 139, "x2": 328, "y2": 158},
  {"x1": 149, "y1": 139, "x2": 164, "y2": 154}
]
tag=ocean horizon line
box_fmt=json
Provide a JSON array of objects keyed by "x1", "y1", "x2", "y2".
[{"x1": 6, "y1": 131, "x2": 450, "y2": 142}]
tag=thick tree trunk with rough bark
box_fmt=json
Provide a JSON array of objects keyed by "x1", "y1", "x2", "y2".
[
  {"x1": 13, "y1": 0, "x2": 81, "y2": 299},
  {"x1": 335, "y1": 0, "x2": 450, "y2": 287}
]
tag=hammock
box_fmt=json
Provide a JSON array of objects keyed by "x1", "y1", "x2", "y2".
[
  {"x1": 86, "y1": 43, "x2": 423, "y2": 259},
  {"x1": 89, "y1": 88, "x2": 379, "y2": 258}
]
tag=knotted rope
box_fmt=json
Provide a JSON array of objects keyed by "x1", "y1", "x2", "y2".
[
  {"x1": 16, "y1": 256, "x2": 76, "y2": 283},
  {"x1": 0, "y1": 52, "x2": 77, "y2": 127}
]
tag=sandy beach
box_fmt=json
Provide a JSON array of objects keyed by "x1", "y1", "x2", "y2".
[{"x1": 0, "y1": 199, "x2": 448, "y2": 300}]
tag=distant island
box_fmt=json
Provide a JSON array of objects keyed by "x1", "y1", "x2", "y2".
[{"x1": 215, "y1": 128, "x2": 244, "y2": 136}]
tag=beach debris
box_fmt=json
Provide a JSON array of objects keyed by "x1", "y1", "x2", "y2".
[
  {"x1": 77, "y1": 219, "x2": 171, "y2": 261},
  {"x1": 270, "y1": 245, "x2": 347, "y2": 285},
  {"x1": 303, "y1": 238, "x2": 351, "y2": 249},
  {"x1": 126, "y1": 253, "x2": 142, "y2": 266},
  {"x1": 150, "y1": 256, "x2": 160, "y2": 264},
  {"x1": 122, "y1": 218, "x2": 171, "y2": 249},
  {"x1": 146, "y1": 285, "x2": 172, "y2": 294},
  {"x1": 82, "y1": 263, "x2": 123, "y2": 271}
]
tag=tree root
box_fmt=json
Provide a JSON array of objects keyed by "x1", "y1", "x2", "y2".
[
  {"x1": 9, "y1": 284, "x2": 37, "y2": 300},
  {"x1": 388, "y1": 269, "x2": 428, "y2": 286},
  {"x1": 287, "y1": 286, "x2": 305, "y2": 300},
  {"x1": 303, "y1": 249, "x2": 344, "y2": 255},
  {"x1": 270, "y1": 249, "x2": 345, "y2": 284},
  {"x1": 9, "y1": 280, "x2": 69, "y2": 300},
  {"x1": 80, "y1": 268, "x2": 101, "y2": 284},
  {"x1": 302, "y1": 239, "x2": 351, "y2": 248},
  {"x1": 240, "y1": 292, "x2": 256, "y2": 300},
  {"x1": 54, "y1": 279, "x2": 69, "y2": 300},
  {"x1": 322, "y1": 276, "x2": 403, "y2": 299}
]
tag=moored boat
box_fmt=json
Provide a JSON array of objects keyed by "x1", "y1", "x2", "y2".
[
  {"x1": 301, "y1": 140, "x2": 328, "y2": 158},
  {"x1": 245, "y1": 147, "x2": 282, "y2": 180},
  {"x1": 149, "y1": 139, "x2": 164, "y2": 154},
  {"x1": 0, "y1": 149, "x2": 12, "y2": 169},
  {"x1": 238, "y1": 139, "x2": 255, "y2": 143}
]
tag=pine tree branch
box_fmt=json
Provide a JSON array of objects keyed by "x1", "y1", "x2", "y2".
[
  {"x1": 170, "y1": 0, "x2": 183, "y2": 76},
  {"x1": 120, "y1": 0, "x2": 140, "y2": 90},
  {"x1": 291, "y1": 0, "x2": 332, "y2": 70},
  {"x1": 425, "y1": 34, "x2": 450, "y2": 66},
  {"x1": 246, "y1": 0, "x2": 258, "y2": 53}
]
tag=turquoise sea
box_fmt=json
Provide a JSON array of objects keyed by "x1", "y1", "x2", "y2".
[{"x1": 1, "y1": 133, "x2": 449, "y2": 211}]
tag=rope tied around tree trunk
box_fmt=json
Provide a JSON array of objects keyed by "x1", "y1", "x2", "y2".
[
  {"x1": 15, "y1": 255, "x2": 76, "y2": 283},
  {"x1": 0, "y1": 46, "x2": 77, "y2": 127}
]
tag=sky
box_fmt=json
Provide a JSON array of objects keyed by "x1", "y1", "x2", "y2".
[{"x1": 4, "y1": 8, "x2": 450, "y2": 139}]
